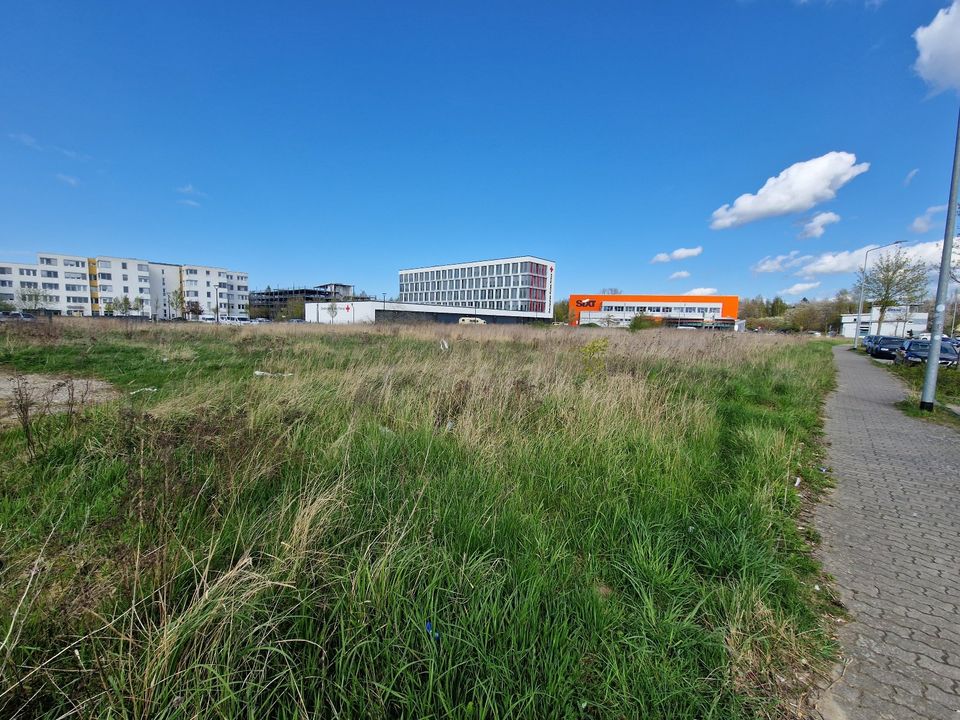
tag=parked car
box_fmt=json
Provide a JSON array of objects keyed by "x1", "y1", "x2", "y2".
[
  {"x1": 861, "y1": 335, "x2": 878, "y2": 352},
  {"x1": 894, "y1": 339, "x2": 959, "y2": 367},
  {"x1": 870, "y1": 336, "x2": 904, "y2": 360},
  {"x1": 287, "y1": 318, "x2": 305, "y2": 324},
  {"x1": 0, "y1": 311, "x2": 36, "y2": 322}
]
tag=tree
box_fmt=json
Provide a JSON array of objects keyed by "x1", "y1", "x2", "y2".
[
  {"x1": 186, "y1": 301, "x2": 203, "y2": 319},
  {"x1": 0, "y1": 299, "x2": 14, "y2": 312},
  {"x1": 739, "y1": 295, "x2": 768, "y2": 319},
  {"x1": 102, "y1": 301, "x2": 115, "y2": 316},
  {"x1": 115, "y1": 296, "x2": 132, "y2": 317},
  {"x1": 132, "y1": 296, "x2": 144, "y2": 317},
  {"x1": 553, "y1": 300, "x2": 569, "y2": 323},
  {"x1": 169, "y1": 288, "x2": 186, "y2": 319},
  {"x1": 767, "y1": 296, "x2": 787, "y2": 317},
  {"x1": 854, "y1": 247, "x2": 929, "y2": 333},
  {"x1": 284, "y1": 297, "x2": 305, "y2": 320},
  {"x1": 628, "y1": 312, "x2": 657, "y2": 331},
  {"x1": 17, "y1": 287, "x2": 50, "y2": 312}
]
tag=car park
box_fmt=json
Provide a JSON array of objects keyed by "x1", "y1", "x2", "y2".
[
  {"x1": 869, "y1": 336, "x2": 904, "y2": 360},
  {"x1": 894, "y1": 339, "x2": 959, "y2": 367}
]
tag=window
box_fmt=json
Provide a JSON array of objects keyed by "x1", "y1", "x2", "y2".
[
  {"x1": 123, "y1": 286, "x2": 129, "y2": 294},
  {"x1": 41, "y1": 270, "x2": 58, "y2": 278},
  {"x1": 20, "y1": 281, "x2": 38, "y2": 289},
  {"x1": 67, "y1": 296, "x2": 88, "y2": 303},
  {"x1": 99, "y1": 273, "x2": 112, "y2": 280},
  {"x1": 137, "y1": 264, "x2": 149, "y2": 272},
  {"x1": 138, "y1": 276, "x2": 149, "y2": 284},
  {"x1": 42, "y1": 282, "x2": 59, "y2": 290},
  {"x1": 0, "y1": 267, "x2": 10, "y2": 275},
  {"x1": 64, "y1": 259, "x2": 83, "y2": 267},
  {"x1": 186, "y1": 269, "x2": 198, "y2": 275},
  {"x1": 19, "y1": 268, "x2": 37, "y2": 276},
  {"x1": 99, "y1": 260, "x2": 112, "y2": 269},
  {"x1": 100, "y1": 284, "x2": 113, "y2": 292},
  {"x1": 121, "y1": 262, "x2": 127, "y2": 269},
  {"x1": 0, "y1": 293, "x2": 14, "y2": 301},
  {"x1": 65, "y1": 284, "x2": 86, "y2": 292},
  {"x1": 40, "y1": 257, "x2": 57, "y2": 265},
  {"x1": 0, "y1": 280, "x2": 12, "y2": 287},
  {"x1": 65, "y1": 272, "x2": 85, "y2": 280}
]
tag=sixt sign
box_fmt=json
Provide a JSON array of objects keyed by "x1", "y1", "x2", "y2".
[{"x1": 575, "y1": 298, "x2": 596, "y2": 308}]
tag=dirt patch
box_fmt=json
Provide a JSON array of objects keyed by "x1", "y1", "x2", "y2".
[{"x1": 0, "y1": 372, "x2": 116, "y2": 428}]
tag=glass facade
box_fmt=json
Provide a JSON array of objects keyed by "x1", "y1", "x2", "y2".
[{"x1": 398, "y1": 258, "x2": 551, "y2": 313}]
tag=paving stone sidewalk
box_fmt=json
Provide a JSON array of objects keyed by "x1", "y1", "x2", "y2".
[{"x1": 815, "y1": 346, "x2": 960, "y2": 719}]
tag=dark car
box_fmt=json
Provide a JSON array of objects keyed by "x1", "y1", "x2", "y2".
[
  {"x1": 870, "y1": 336, "x2": 904, "y2": 360},
  {"x1": 894, "y1": 339, "x2": 959, "y2": 367},
  {"x1": 861, "y1": 334, "x2": 878, "y2": 352}
]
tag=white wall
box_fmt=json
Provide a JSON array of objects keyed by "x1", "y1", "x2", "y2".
[{"x1": 306, "y1": 301, "x2": 376, "y2": 324}]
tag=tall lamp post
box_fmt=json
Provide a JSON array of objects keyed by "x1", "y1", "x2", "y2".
[
  {"x1": 920, "y1": 106, "x2": 960, "y2": 412},
  {"x1": 853, "y1": 240, "x2": 904, "y2": 348}
]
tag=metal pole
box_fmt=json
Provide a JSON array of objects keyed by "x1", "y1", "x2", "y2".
[
  {"x1": 853, "y1": 241, "x2": 902, "y2": 347},
  {"x1": 920, "y1": 106, "x2": 960, "y2": 411}
]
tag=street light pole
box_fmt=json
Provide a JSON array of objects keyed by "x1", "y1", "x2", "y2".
[
  {"x1": 853, "y1": 240, "x2": 904, "y2": 348},
  {"x1": 920, "y1": 105, "x2": 960, "y2": 411}
]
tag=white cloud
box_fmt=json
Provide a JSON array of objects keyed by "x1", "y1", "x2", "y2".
[
  {"x1": 799, "y1": 245, "x2": 878, "y2": 275},
  {"x1": 55, "y1": 173, "x2": 79, "y2": 187},
  {"x1": 8, "y1": 132, "x2": 90, "y2": 161},
  {"x1": 684, "y1": 287, "x2": 717, "y2": 295},
  {"x1": 710, "y1": 151, "x2": 869, "y2": 230},
  {"x1": 796, "y1": 241, "x2": 944, "y2": 275},
  {"x1": 177, "y1": 183, "x2": 207, "y2": 198},
  {"x1": 752, "y1": 250, "x2": 812, "y2": 273},
  {"x1": 650, "y1": 246, "x2": 703, "y2": 263},
  {"x1": 800, "y1": 211, "x2": 841, "y2": 238},
  {"x1": 914, "y1": 1, "x2": 960, "y2": 94},
  {"x1": 910, "y1": 205, "x2": 947, "y2": 233},
  {"x1": 178, "y1": 198, "x2": 201, "y2": 208},
  {"x1": 668, "y1": 270, "x2": 690, "y2": 280},
  {"x1": 904, "y1": 168, "x2": 920, "y2": 186},
  {"x1": 780, "y1": 281, "x2": 821, "y2": 296}
]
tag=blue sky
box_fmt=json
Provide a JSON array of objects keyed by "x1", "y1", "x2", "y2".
[{"x1": 1, "y1": 1, "x2": 958, "y2": 301}]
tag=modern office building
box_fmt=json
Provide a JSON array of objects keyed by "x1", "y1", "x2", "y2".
[
  {"x1": 0, "y1": 252, "x2": 248, "y2": 319},
  {"x1": 568, "y1": 293, "x2": 741, "y2": 329},
  {"x1": 397, "y1": 256, "x2": 555, "y2": 319}
]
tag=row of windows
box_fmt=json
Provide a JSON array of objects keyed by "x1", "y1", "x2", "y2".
[
  {"x1": 38, "y1": 257, "x2": 85, "y2": 267},
  {"x1": 400, "y1": 287, "x2": 549, "y2": 303},
  {"x1": 97, "y1": 260, "x2": 150, "y2": 272},
  {"x1": 97, "y1": 286, "x2": 150, "y2": 295},
  {"x1": 400, "y1": 273, "x2": 546, "y2": 294},
  {"x1": 599, "y1": 304, "x2": 724, "y2": 314},
  {"x1": 400, "y1": 261, "x2": 548, "y2": 285}
]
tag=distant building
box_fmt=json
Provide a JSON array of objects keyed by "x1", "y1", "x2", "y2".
[
  {"x1": 0, "y1": 252, "x2": 248, "y2": 319},
  {"x1": 249, "y1": 283, "x2": 367, "y2": 319},
  {"x1": 568, "y1": 293, "x2": 740, "y2": 329},
  {"x1": 840, "y1": 306, "x2": 928, "y2": 338},
  {"x1": 397, "y1": 256, "x2": 555, "y2": 320}
]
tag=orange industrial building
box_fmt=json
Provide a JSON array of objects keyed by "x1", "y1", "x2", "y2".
[{"x1": 568, "y1": 294, "x2": 740, "y2": 329}]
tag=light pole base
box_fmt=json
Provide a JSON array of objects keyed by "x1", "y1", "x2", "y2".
[{"x1": 919, "y1": 401, "x2": 934, "y2": 412}]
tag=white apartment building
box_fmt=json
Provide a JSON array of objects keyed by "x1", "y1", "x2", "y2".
[
  {"x1": 180, "y1": 264, "x2": 250, "y2": 319},
  {"x1": 397, "y1": 256, "x2": 555, "y2": 319},
  {"x1": 149, "y1": 262, "x2": 183, "y2": 320},
  {"x1": 0, "y1": 252, "x2": 248, "y2": 319},
  {"x1": 90, "y1": 256, "x2": 154, "y2": 317}
]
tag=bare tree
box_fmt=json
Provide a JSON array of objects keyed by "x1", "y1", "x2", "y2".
[
  {"x1": 16, "y1": 287, "x2": 50, "y2": 313},
  {"x1": 169, "y1": 288, "x2": 186, "y2": 319},
  {"x1": 854, "y1": 248, "x2": 929, "y2": 333}
]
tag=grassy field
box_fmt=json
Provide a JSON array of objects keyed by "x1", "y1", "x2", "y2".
[{"x1": 0, "y1": 320, "x2": 837, "y2": 719}]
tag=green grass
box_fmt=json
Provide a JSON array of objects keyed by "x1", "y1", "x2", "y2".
[
  {"x1": 881, "y1": 357, "x2": 960, "y2": 405},
  {"x1": 0, "y1": 322, "x2": 838, "y2": 719}
]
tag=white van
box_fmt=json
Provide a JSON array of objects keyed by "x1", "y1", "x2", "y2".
[{"x1": 458, "y1": 316, "x2": 486, "y2": 325}]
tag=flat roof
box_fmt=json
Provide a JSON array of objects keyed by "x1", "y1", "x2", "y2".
[{"x1": 398, "y1": 255, "x2": 555, "y2": 272}]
